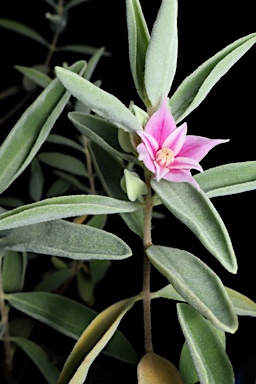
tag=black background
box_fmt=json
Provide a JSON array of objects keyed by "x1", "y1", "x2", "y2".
[{"x1": 1, "y1": 1, "x2": 256, "y2": 383}]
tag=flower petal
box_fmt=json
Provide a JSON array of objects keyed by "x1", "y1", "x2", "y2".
[
  {"x1": 137, "y1": 143, "x2": 156, "y2": 173},
  {"x1": 163, "y1": 169, "x2": 201, "y2": 190},
  {"x1": 162, "y1": 122, "x2": 187, "y2": 155},
  {"x1": 171, "y1": 156, "x2": 203, "y2": 172},
  {"x1": 144, "y1": 98, "x2": 176, "y2": 145},
  {"x1": 179, "y1": 135, "x2": 229, "y2": 162},
  {"x1": 137, "y1": 130, "x2": 159, "y2": 159},
  {"x1": 154, "y1": 161, "x2": 170, "y2": 182}
]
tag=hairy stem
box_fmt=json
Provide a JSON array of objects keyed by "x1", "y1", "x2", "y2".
[
  {"x1": 142, "y1": 170, "x2": 154, "y2": 353},
  {"x1": 0, "y1": 257, "x2": 13, "y2": 371}
]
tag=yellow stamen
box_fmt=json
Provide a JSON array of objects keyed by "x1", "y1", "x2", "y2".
[{"x1": 156, "y1": 147, "x2": 175, "y2": 167}]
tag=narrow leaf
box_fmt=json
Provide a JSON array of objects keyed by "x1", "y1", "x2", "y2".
[
  {"x1": 0, "y1": 61, "x2": 86, "y2": 194},
  {"x1": 34, "y1": 269, "x2": 73, "y2": 292},
  {"x1": 151, "y1": 179, "x2": 237, "y2": 273},
  {"x1": 46, "y1": 134, "x2": 84, "y2": 152},
  {"x1": 0, "y1": 194, "x2": 140, "y2": 230},
  {"x1": 177, "y1": 303, "x2": 234, "y2": 384},
  {"x1": 53, "y1": 171, "x2": 89, "y2": 192},
  {"x1": 58, "y1": 297, "x2": 137, "y2": 384},
  {"x1": 29, "y1": 158, "x2": 44, "y2": 202},
  {"x1": 83, "y1": 47, "x2": 107, "y2": 81},
  {"x1": 64, "y1": 0, "x2": 90, "y2": 11},
  {"x1": 1, "y1": 219, "x2": 132, "y2": 260},
  {"x1": 0, "y1": 18, "x2": 49, "y2": 47},
  {"x1": 38, "y1": 152, "x2": 88, "y2": 177},
  {"x1": 6, "y1": 292, "x2": 137, "y2": 364},
  {"x1": 226, "y1": 287, "x2": 256, "y2": 316},
  {"x1": 68, "y1": 112, "x2": 137, "y2": 161},
  {"x1": 147, "y1": 245, "x2": 238, "y2": 333},
  {"x1": 55, "y1": 66, "x2": 142, "y2": 133},
  {"x1": 170, "y1": 33, "x2": 256, "y2": 123},
  {"x1": 11, "y1": 337, "x2": 59, "y2": 384},
  {"x1": 144, "y1": 0, "x2": 178, "y2": 107},
  {"x1": 2, "y1": 251, "x2": 25, "y2": 293},
  {"x1": 15, "y1": 65, "x2": 52, "y2": 88},
  {"x1": 126, "y1": 0, "x2": 150, "y2": 102},
  {"x1": 195, "y1": 161, "x2": 256, "y2": 198},
  {"x1": 57, "y1": 44, "x2": 111, "y2": 56}
]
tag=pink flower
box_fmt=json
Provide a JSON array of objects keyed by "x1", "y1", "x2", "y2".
[{"x1": 136, "y1": 98, "x2": 229, "y2": 190}]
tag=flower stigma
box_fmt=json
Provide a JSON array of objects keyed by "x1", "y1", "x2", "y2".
[{"x1": 156, "y1": 147, "x2": 175, "y2": 167}]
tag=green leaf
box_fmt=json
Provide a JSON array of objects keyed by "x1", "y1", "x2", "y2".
[
  {"x1": 0, "y1": 18, "x2": 50, "y2": 47},
  {"x1": 34, "y1": 269, "x2": 73, "y2": 292},
  {"x1": 144, "y1": 0, "x2": 178, "y2": 107},
  {"x1": 0, "y1": 195, "x2": 140, "y2": 230},
  {"x1": 147, "y1": 245, "x2": 238, "y2": 333},
  {"x1": 76, "y1": 269, "x2": 94, "y2": 304},
  {"x1": 44, "y1": 0, "x2": 57, "y2": 10},
  {"x1": 195, "y1": 161, "x2": 256, "y2": 198},
  {"x1": 90, "y1": 260, "x2": 111, "y2": 284},
  {"x1": 68, "y1": 112, "x2": 137, "y2": 161},
  {"x1": 38, "y1": 152, "x2": 88, "y2": 177},
  {"x1": 46, "y1": 178, "x2": 70, "y2": 197},
  {"x1": 0, "y1": 61, "x2": 86, "y2": 194},
  {"x1": 226, "y1": 287, "x2": 256, "y2": 316},
  {"x1": 15, "y1": 65, "x2": 52, "y2": 89},
  {"x1": 55, "y1": 66, "x2": 142, "y2": 133},
  {"x1": 29, "y1": 158, "x2": 44, "y2": 202},
  {"x1": 64, "y1": 0, "x2": 90, "y2": 11},
  {"x1": 53, "y1": 171, "x2": 90, "y2": 193},
  {"x1": 2, "y1": 251, "x2": 26, "y2": 293},
  {"x1": 126, "y1": 0, "x2": 150, "y2": 102},
  {"x1": 170, "y1": 33, "x2": 256, "y2": 123},
  {"x1": 57, "y1": 44, "x2": 111, "y2": 57},
  {"x1": 1, "y1": 219, "x2": 132, "y2": 260},
  {"x1": 87, "y1": 214, "x2": 107, "y2": 229},
  {"x1": 151, "y1": 179, "x2": 237, "y2": 273},
  {"x1": 11, "y1": 337, "x2": 59, "y2": 384},
  {"x1": 46, "y1": 134, "x2": 84, "y2": 152},
  {"x1": 83, "y1": 47, "x2": 108, "y2": 81},
  {"x1": 6, "y1": 292, "x2": 137, "y2": 364},
  {"x1": 0, "y1": 197, "x2": 24, "y2": 208},
  {"x1": 151, "y1": 283, "x2": 185, "y2": 301},
  {"x1": 57, "y1": 297, "x2": 138, "y2": 384},
  {"x1": 177, "y1": 303, "x2": 234, "y2": 384}
]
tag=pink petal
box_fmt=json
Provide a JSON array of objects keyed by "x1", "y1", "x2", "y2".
[
  {"x1": 171, "y1": 156, "x2": 203, "y2": 172},
  {"x1": 137, "y1": 130, "x2": 159, "y2": 159},
  {"x1": 179, "y1": 135, "x2": 229, "y2": 162},
  {"x1": 144, "y1": 98, "x2": 176, "y2": 146},
  {"x1": 137, "y1": 143, "x2": 156, "y2": 173},
  {"x1": 154, "y1": 161, "x2": 170, "y2": 181},
  {"x1": 163, "y1": 169, "x2": 201, "y2": 190},
  {"x1": 162, "y1": 122, "x2": 187, "y2": 155}
]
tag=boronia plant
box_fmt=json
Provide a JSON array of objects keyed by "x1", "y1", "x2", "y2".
[{"x1": 0, "y1": 0, "x2": 256, "y2": 383}]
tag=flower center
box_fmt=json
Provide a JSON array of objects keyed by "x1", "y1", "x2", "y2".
[{"x1": 156, "y1": 147, "x2": 175, "y2": 167}]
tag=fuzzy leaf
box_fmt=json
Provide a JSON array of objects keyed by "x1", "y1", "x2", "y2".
[
  {"x1": 68, "y1": 112, "x2": 137, "y2": 161},
  {"x1": 147, "y1": 245, "x2": 238, "y2": 333},
  {"x1": 0, "y1": 61, "x2": 86, "y2": 194},
  {"x1": 170, "y1": 33, "x2": 256, "y2": 123},
  {"x1": 11, "y1": 337, "x2": 59, "y2": 384},
  {"x1": 57, "y1": 44, "x2": 110, "y2": 56},
  {"x1": 126, "y1": 0, "x2": 149, "y2": 102},
  {"x1": 57, "y1": 297, "x2": 138, "y2": 384},
  {"x1": 15, "y1": 65, "x2": 51, "y2": 88},
  {"x1": 38, "y1": 152, "x2": 88, "y2": 177},
  {"x1": 55, "y1": 66, "x2": 142, "y2": 133},
  {"x1": 0, "y1": 195, "x2": 140, "y2": 230},
  {"x1": 144, "y1": 0, "x2": 178, "y2": 107},
  {"x1": 29, "y1": 158, "x2": 44, "y2": 202},
  {"x1": 0, "y1": 219, "x2": 132, "y2": 260},
  {"x1": 177, "y1": 303, "x2": 234, "y2": 384},
  {"x1": 195, "y1": 161, "x2": 256, "y2": 198},
  {"x1": 83, "y1": 47, "x2": 107, "y2": 81},
  {"x1": 46, "y1": 134, "x2": 84, "y2": 152},
  {"x1": 151, "y1": 179, "x2": 237, "y2": 273},
  {"x1": 2, "y1": 251, "x2": 26, "y2": 293},
  {"x1": 0, "y1": 18, "x2": 49, "y2": 47},
  {"x1": 226, "y1": 287, "x2": 256, "y2": 316},
  {"x1": 6, "y1": 292, "x2": 137, "y2": 364}
]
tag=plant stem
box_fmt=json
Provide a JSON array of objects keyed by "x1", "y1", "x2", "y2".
[
  {"x1": 0, "y1": 257, "x2": 13, "y2": 371},
  {"x1": 142, "y1": 170, "x2": 154, "y2": 353}
]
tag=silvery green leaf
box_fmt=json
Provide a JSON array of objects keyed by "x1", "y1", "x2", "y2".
[
  {"x1": 29, "y1": 158, "x2": 44, "y2": 202},
  {"x1": 151, "y1": 179, "x2": 237, "y2": 273},
  {"x1": 0, "y1": 61, "x2": 86, "y2": 194},
  {"x1": 126, "y1": 0, "x2": 149, "y2": 102},
  {"x1": 6, "y1": 292, "x2": 137, "y2": 364},
  {"x1": 83, "y1": 47, "x2": 107, "y2": 81},
  {"x1": 0, "y1": 18, "x2": 50, "y2": 47},
  {"x1": 68, "y1": 112, "x2": 137, "y2": 162},
  {"x1": 195, "y1": 161, "x2": 256, "y2": 198},
  {"x1": 177, "y1": 304, "x2": 234, "y2": 384},
  {"x1": 46, "y1": 134, "x2": 84, "y2": 152},
  {"x1": 57, "y1": 44, "x2": 110, "y2": 56},
  {"x1": 38, "y1": 152, "x2": 88, "y2": 177},
  {"x1": 1, "y1": 219, "x2": 132, "y2": 260},
  {"x1": 170, "y1": 33, "x2": 256, "y2": 123},
  {"x1": 144, "y1": 0, "x2": 178, "y2": 107},
  {"x1": 15, "y1": 65, "x2": 52, "y2": 89},
  {"x1": 55, "y1": 66, "x2": 142, "y2": 133},
  {"x1": 226, "y1": 287, "x2": 256, "y2": 316},
  {"x1": 147, "y1": 245, "x2": 238, "y2": 333},
  {"x1": 53, "y1": 171, "x2": 89, "y2": 193},
  {"x1": 45, "y1": 178, "x2": 70, "y2": 197},
  {"x1": 0, "y1": 195, "x2": 140, "y2": 230},
  {"x1": 11, "y1": 337, "x2": 59, "y2": 384}
]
